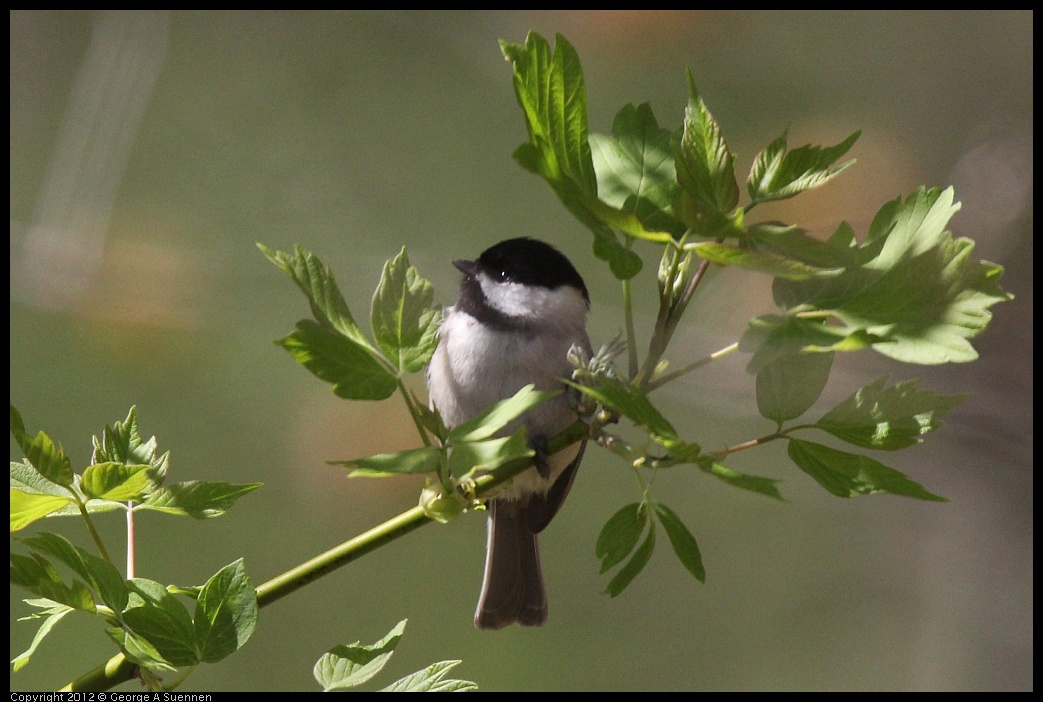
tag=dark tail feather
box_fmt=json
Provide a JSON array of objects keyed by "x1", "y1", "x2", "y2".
[{"x1": 474, "y1": 499, "x2": 546, "y2": 629}]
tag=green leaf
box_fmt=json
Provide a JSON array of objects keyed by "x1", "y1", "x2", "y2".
[
  {"x1": 81, "y1": 463, "x2": 152, "y2": 502},
  {"x1": 11, "y1": 463, "x2": 129, "y2": 519},
  {"x1": 9, "y1": 552, "x2": 96, "y2": 612},
  {"x1": 691, "y1": 241, "x2": 838, "y2": 280},
  {"x1": 447, "y1": 431, "x2": 533, "y2": 481},
  {"x1": 446, "y1": 384, "x2": 555, "y2": 443},
  {"x1": 566, "y1": 376, "x2": 677, "y2": 441},
  {"x1": 653, "y1": 502, "x2": 705, "y2": 583},
  {"x1": 136, "y1": 481, "x2": 262, "y2": 519},
  {"x1": 278, "y1": 319, "x2": 398, "y2": 400},
  {"x1": 748, "y1": 221, "x2": 859, "y2": 269},
  {"x1": 605, "y1": 520, "x2": 656, "y2": 598},
  {"x1": 500, "y1": 31, "x2": 597, "y2": 194},
  {"x1": 18, "y1": 533, "x2": 127, "y2": 613},
  {"x1": 787, "y1": 438, "x2": 947, "y2": 501},
  {"x1": 756, "y1": 350, "x2": 835, "y2": 424},
  {"x1": 336, "y1": 447, "x2": 442, "y2": 478},
  {"x1": 695, "y1": 458, "x2": 784, "y2": 500},
  {"x1": 194, "y1": 558, "x2": 257, "y2": 663},
  {"x1": 10, "y1": 488, "x2": 72, "y2": 531},
  {"x1": 773, "y1": 187, "x2": 1012, "y2": 365},
  {"x1": 748, "y1": 130, "x2": 860, "y2": 203},
  {"x1": 675, "y1": 71, "x2": 739, "y2": 236},
  {"x1": 596, "y1": 502, "x2": 647, "y2": 574},
  {"x1": 90, "y1": 407, "x2": 169, "y2": 488},
  {"x1": 380, "y1": 660, "x2": 478, "y2": 692},
  {"x1": 122, "y1": 602, "x2": 198, "y2": 667},
  {"x1": 371, "y1": 247, "x2": 442, "y2": 374},
  {"x1": 590, "y1": 102, "x2": 686, "y2": 238},
  {"x1": 314, "y1": 619, "x2": 407, "y2": 691},
  {"x1": 500, "y1": 32, "x2": 650, "y2": 278},
  {"x1": 592, "y1": 227, "x2": 643, "y2": 280},
  {"x1": 740, "y1": 314, "x2": 885, "y2": 375},
  {"x1": 259, "y1": 243, "x2": 371, "y2": 349},
  {"x1": 814, "y1": 377, "x2": 967, "y2": 450},
  {"x1": 106, "y1": 625, "x2": 177, "y2": 673},
  {"x1": 9, "y1": 408, "x2": 73, "y2": 488},
  {"x1": 11, "y1": 602, "x2": 74, "y2": 672}
]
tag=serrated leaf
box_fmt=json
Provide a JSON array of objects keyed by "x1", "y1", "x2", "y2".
[
  {"x1": 695, "y1": 458, "x2": 784, "y2": 500},
  {"x1": 81, "y1": 463, "x2": 152, "y2": 502},
  {"x1": 371, "y1": 247, "x2": 441, "y2": 374},
  {"x1": 773, "y1": 187, "x2": 1012, "y2": 365},
  {"x1": 596, "y1": 502, "x2": 647, "y2": 574},
  {"x1": 653, "y1": 502, "x2": 705, "y2": 583},
  {"x1": 278, "y1": 319, "x2": 398, "y2": 400},
  {"x1": 500, "y1": 32, "x2": 656, "y2": 278},
  {"x1": 335, "y1": 446, "x2": 442, "y2": 478},
  {"x1": 10, "y1": 420, "x2": 73, "y2": 487},
  {"x1": 90, "y1": 407, "x2": 168, "y2": 487},
  {"x1": 605, "y1": 520, "x2": 656, "y2": 597},
  {"x1": 756, "y1": 350, "x2": 835, "y2": 424},
  {"x1": 590, "y1": 102, "x2": 686, "y2": 238},
  {"x1": 380, "y1": 660, "x2": 478, "y2": 692},
  {"x1": 675, "y1": 71, "x2": 739, "y2": 235},
  {"x1": 136, "y1": 481, "x2": 262, "y2": 519},
  {"x1": 11, "y1": 604, "x2": 74, "y2": 672},
  {"x1": 748, "y1": 130, "x2": 859, "y2": 203},
  {"x1": 314, "y1": 619, "x2": 407, "y2": 691},
  {"x1": 787, "y1": 438, "x2": 947, "y2": 501},
  {"x1": 194, "y1": 558, "x2": 257, "y2": 663},
  {"x1": 814, "y1": 377, "x2": 967, "y2": 450},
  {"x1": 10, "y1": 489, "x2": 73, "y2": 531},
  {"x1": 259, "y1": 243, "x2": 371, "y2": 349}
]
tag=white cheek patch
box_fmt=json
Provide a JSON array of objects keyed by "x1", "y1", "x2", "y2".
[{"x1": 477, "y1": 274, "x2": 587, "y2": 322}]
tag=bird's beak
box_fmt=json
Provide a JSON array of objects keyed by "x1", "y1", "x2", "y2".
[{"x1": 453, "y1": 259, "x2": 477, "y2": 277}]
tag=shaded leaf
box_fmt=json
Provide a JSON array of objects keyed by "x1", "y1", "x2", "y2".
[
  {"x1": 787, "y1": 438, "x2": 947, "y2": 501},
  {"x1": 756, "y1": 350, "x2": 835, "y2": 424},
  {"x1": 596, "y1": 502, "x2": 647, "y2": 574},
  {"x1": 605, "y1": 521, "x2": 656, "y2": 597},
  {"x1": 653, "y1": 502, "x2": 705, "y2": 582},
  {"x1": 815, "y1": 377, "x2": 967, "y2": 450}
]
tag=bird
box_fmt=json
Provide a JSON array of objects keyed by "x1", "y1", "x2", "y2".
[{"x1": 426, "y1": 237, "x2": 592, "y2": 629}]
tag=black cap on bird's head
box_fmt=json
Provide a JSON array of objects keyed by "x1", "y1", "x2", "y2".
[{"x1": 454, "y1": 237, "x2": 589, "y2": 303}]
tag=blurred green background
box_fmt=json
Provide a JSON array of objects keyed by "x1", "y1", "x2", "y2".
[{"x1": 10, "y1": 11, "x2": 1032, "y2": 691}]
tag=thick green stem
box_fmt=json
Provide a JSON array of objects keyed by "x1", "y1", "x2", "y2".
[{"x1": 62, "y1": 420, "x2": 592, "y2": 692}]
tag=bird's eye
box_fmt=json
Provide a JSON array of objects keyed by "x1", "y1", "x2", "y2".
[{"x1": 496, "y1": 269, "x2": 509, "y2": 282}]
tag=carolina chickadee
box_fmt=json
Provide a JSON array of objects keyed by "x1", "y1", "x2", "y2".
[{"x1": 426, "y1": 237, "x2": 592, "y2": 629}]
